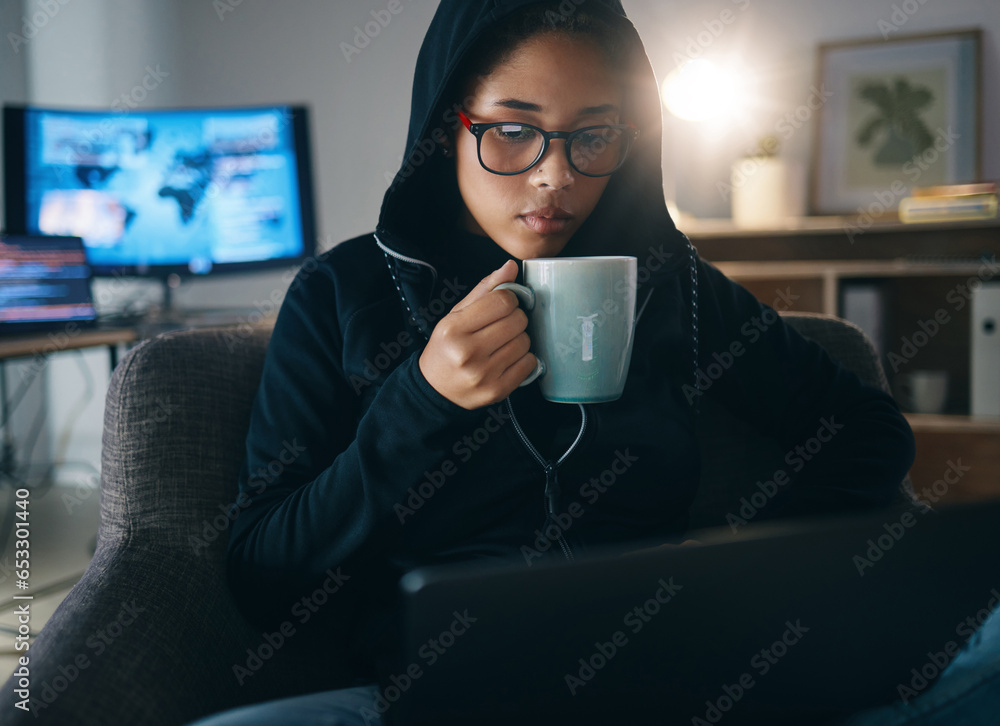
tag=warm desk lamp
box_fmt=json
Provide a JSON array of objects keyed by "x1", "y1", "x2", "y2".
[
  {"x1": 660, "y1": 58, "x2": 742, "y2": 222},
  {"x1": 660, "y1": 58, "x2": 803, "y2": 227}
]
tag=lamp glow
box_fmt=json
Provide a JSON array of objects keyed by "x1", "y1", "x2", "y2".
[{"x1": 661, "y1": 59, "x2": 739, "y2": 121}]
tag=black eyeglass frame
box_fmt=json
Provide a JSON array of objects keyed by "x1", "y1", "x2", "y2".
[{"x1": 457, "y1": 110, "x2": 640, "y2": 177}]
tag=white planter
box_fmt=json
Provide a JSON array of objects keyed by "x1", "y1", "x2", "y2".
[{"x1": 731, "y1": 157, "x2": 806, "y2": 228}]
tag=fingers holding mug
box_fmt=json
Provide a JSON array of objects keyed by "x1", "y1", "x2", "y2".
[
  {"x1": 492, "y1": 331, "x2": 544, "y2": 388},
  {"x1": 493, "y1": 282, "x2": 535, "y2": 311},
  {"x1": 491, "y1": 282, "x2": 545, "y2": 387},
  {"x1": 521, "y1": 356, "x2": 545, "y2": 385},
  {"x1": 418, "y1": 262, "x2": 542, "y2": 409},
  {"x1": 506, "y1": 352, "x2": 544, "y2": 389}
]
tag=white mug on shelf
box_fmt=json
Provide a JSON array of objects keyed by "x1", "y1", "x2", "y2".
[{"x1": 897, "y1": 370, "x2": 949, "y2": 414}]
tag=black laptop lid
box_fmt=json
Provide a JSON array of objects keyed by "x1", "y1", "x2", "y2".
[
  {"x1": 0, "y1": 233, "x2": 97, "y2": 336},
  {"x1": 388, "y1": 499, "x2": 1000, "y2": 726}
]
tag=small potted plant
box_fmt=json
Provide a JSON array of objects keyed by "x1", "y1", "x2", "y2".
[{"x1": 730, "y1": 135, "x2": 806, "y2": 228}]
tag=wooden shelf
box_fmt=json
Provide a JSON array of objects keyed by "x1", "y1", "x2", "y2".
[
  {"x1": 680, "y1": 214, "x2": 1000, "y2": 237},
  {"x1": 715, "y1": 259, "x2": 995, "y2": 279},
  {"x1": 714, "y1": 259, "x2": 999, "y2": 316},
  {"x1": 685, "y1": 217, "x2": 1000, "y2": 263},
  {"x1": 905, "y1": 414, "x2": 1000, "y2": 434}
]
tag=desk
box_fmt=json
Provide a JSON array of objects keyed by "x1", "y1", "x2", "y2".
[
  {"x1": 0, "y1": 311, "x2": 273, "y2": 480},
  {"x1": 0, "y1": 328, "x2": 139, "y2": 482},
  {"x1": 0, "y1": 307, "x2": 277, "y2": 367},
  {"x1": 0, "y1": 327, "x2": 138, "y2": 369}
]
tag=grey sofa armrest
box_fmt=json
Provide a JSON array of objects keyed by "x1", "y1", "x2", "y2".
[
  {"x1": 1, "y1": 326, "x2": 354, "y2": 725},
  {"x1": 782, "y1": 312, "x2": 890, "y2": 393}
]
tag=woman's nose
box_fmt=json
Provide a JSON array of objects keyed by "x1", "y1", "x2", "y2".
[{"x1": 529, "y1": 140, "x2": 574, "y2": 190}]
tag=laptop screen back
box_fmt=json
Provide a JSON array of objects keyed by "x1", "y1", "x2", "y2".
[{"x1": 389, "y1": 500, "x2": 1000, "y2": 726}]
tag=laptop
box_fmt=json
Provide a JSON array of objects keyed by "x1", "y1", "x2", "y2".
[
  {"x1": 386, "y1": 498, "x2": 1000, "y2": 725},
  {"x1": 0, "y1": 233, "x2": 99, "y2": 336}
]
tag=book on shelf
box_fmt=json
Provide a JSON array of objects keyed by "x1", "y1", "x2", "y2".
[
  {"x1": 899, "y1": 182, "x2": 998, "y2": 224},
  {"x1": 840, "y1": 282, "x2": 886, "y2": 358},
  {"x1": 910, "y1": 182, "x2": 997, "y2": 197}
]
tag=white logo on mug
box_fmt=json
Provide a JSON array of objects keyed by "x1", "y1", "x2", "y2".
[{"x1": 578, "y1": 314, "x2": 599, "y2": 362}]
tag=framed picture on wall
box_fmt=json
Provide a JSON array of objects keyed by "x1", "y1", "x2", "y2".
[{"x1": 810, "y1": 28, "x2": 981, "y2": 217}]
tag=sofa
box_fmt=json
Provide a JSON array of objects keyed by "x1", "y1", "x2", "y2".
[{"x1": 0, "y1": 312, "x2": 920, "y2": 725}]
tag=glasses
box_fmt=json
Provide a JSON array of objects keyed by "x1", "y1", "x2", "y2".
[{"x1": 458, "y1": 111, "x2": 639, "y2": 177}]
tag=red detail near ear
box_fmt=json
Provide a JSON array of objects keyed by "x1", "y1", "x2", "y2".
[{"x1": 458, "y1": 111, "x2": 473, "y2": 130}]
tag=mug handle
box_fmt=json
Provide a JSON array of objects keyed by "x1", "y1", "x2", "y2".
[
  {"x1": 493, "y1": 282, "x2": 545, "y2": 386},
  {"x1": 494, "y1": 282, "x2": 534, "y2": 310}
]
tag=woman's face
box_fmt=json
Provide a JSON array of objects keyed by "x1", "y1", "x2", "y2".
[{"x1": 454, "y1": 33, "x2": 621, "y2": 260}]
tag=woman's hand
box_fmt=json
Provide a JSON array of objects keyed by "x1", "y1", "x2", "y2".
[{"x1": 419, "y1": 259, "x2": 539, "y2": 410}]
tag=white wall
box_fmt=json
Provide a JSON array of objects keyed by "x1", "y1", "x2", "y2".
[{"x1": 24, "y1": 0, "x2": 180, "y2": 105}]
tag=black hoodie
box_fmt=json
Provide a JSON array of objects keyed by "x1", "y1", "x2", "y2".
[{"x1": 226, "y1": 0, "x2": 915, "y2": 679}]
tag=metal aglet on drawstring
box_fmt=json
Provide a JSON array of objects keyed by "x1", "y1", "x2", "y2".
[
  {"x1": 541, "y1": 461, "x2": 574, "y2": 561},
  {"x1": 544, "y1": 462, "x2": 559, "y2": 514}
]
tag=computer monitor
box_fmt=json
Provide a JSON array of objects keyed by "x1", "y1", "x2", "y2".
[{"x1": 3, "y1": 103, "x2": 317, "y2": 307}]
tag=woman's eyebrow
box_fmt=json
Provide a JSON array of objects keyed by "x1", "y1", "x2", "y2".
[
  {"x1": 578, "y1": 103, "x2": 619, "y2": 116},
  {"x1": 492, "y1": 99, "x2": 542, "y2": 112},
  {"x1": 491, "y1": 99, "x2": 620, "y2": 116}
]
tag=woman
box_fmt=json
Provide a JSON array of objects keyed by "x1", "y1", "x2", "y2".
[{"x1": 190, "y1": 1, "x2": 997, "y2": 724}]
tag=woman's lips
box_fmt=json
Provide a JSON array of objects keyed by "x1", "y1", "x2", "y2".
[{"x1": 520, "y1": 207, "x2": 573, "y2": 235}]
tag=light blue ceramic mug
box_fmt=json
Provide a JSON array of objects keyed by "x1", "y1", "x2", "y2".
[{"x1": 495, "y1": 256, "x2": 637, "y2": 404}]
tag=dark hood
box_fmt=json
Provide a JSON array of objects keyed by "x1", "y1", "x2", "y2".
[{"x1": 375, "y1": 0, "x2": 690, "y2": 278}]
